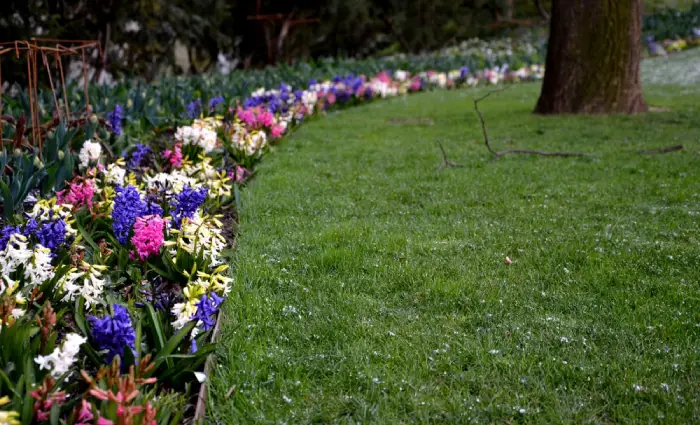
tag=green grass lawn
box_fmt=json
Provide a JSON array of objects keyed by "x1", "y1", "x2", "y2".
[{"x1": 207, "y1": 83, "x2": 700, "y2": 424}]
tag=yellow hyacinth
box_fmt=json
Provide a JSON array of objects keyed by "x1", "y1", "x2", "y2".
[{"x1": 0, "y1": 396, "x2": 19, "y2": 425}]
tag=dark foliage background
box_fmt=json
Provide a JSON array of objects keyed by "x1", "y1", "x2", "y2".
[
  {"x1": 0, "y1": 0, "x2": 696, "y2": 82},
  {"x1": 0, "y1": 0, "x2": 549, "y2": 81}
]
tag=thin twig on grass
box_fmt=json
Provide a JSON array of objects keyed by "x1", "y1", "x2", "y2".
[
  {"x1": 436, "y1": 140, "x2": 464, "y2": 170},
  {"x1": 637, "y1": 144, "x2": 684, "y2": 155},
  {"x1": 473, "y1": 88, "x2": 591, "y2": 161}
]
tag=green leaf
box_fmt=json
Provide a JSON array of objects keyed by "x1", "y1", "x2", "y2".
[
  {"x1": 0, "y1": 180, "x2": 15, "y2": 221},
  {"x1": 145, "y1": 303, "x2": 167, "y2": 352},
  {"x1": 21, "y1": 358, "x2": 35, "y2": 425},
  {"x1": 146, "y1": 262, "x2": 178, "y2": 282},
  {"x1": 153, "y1": 321, "x2": 197, "y2": 369},
  {"x1": 0, "y1": 369, "x2": 18, "y2": 396},
  {"x1": 76, "y1": 220, "x2": 100, "y2": 253},
  {"x1": 135, "y1": 317, "x2": 142, "y2": 359},
  {"x1": 74, "y1": 297, "x2": 88, "y2": 336},
  {"x1": 50, "y1": 401, "x2": 61, "y2": 425}
]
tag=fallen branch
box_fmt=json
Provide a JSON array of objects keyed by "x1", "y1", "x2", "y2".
[
  {"x1": 490, "y1": 149, "x2": 589, "y2": 158},
  {"x1": 474, "y1": 88, "x2": 591, "y2": 160},
  {"x1": 637, "y1": 144, "x2": 684, "y2": 155},
  {"x1": 436, "y1": 140, "x2": 464, "y2": 170}
]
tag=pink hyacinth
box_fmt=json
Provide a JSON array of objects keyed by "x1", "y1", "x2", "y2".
[
  {"x1": 376, "y1": 72, "x2": 391, "y2": 83},
  {"x1": 237, "y1": 107, "x2": 257, "y2": 127},
  {"x1": 74, "y1": 400, "x2": 94, "y2": 425},
  {"x1": 258, "y1": 110, "x2": 275, "y2": 128},
  {"x1": 57, "y1": 179, "x2": 95, "y2": 209},
  {"x1": 130, "y1": 215, "x2": 165, "y2": 261},
  {"x1": 162, "y1": 143, "x2": 183, "y2": 168},
  {"x1": 229, "y1": 165, "x2": 249, "y2": 183},
  {"x1": 271, "y1": 124, "x2": 285, "y2": 138},
  {"x1": 410, "y1": 78, "x2": 421, "y2": 92}
]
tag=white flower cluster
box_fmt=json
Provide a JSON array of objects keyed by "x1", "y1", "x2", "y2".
[
  {"x1": 393, "y1": 70, "x2": 409, "y2": 82},
  {"x1": 146, "y1": 171, "x2": 196, "y2": 194},
  {"x1": 0, "y1": 234, "x2": 54, "y2": 289},
  {"x1": 25, "y1": 246, "x2": 54, "y2": 287},
  {"x1": 104, "y1": 163, "x2": 127, "y2": 186},
  {"x1": 172, "y1": 216, "x2": 226, "y2": 266},
  {"x1": 34, "y1": 333, "x2": 86, "y2": 378},
  {"x1": 180, "y1": 157, "x2": 232, "y2": 199},
  {"x1": 171, "y1": 300, "x2": 198, "y2": 329},
  {"x1": 175, "y1": 125, "x2": 218, "y2": 153},
  {"x1": 230, "y1": 124, "x2": 268, "y2": 157},
  {"x1": 78, "y1": 139, "x2": 102, "y2": 169},
  {"x1": 369, "y1": 80, "x2": 398, "y2": 98},
  {"x1": 58, "y1": 262, "x2": 108, "y2": 309},
  {"x1": 301, "y1": 90, "x2": 318, "y2": 111}
]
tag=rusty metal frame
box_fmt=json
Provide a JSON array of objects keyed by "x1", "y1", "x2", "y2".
[
  {"x1": 247, "y1": 2, "x2": 318, "y2": 64},
  {"x1": 0, "y1": 38, "x2": 101, "y2": 153}
]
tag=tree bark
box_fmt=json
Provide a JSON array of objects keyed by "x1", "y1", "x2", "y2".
[{"x1": 534, "y1": 0, "x2": 648, "y2": 114}]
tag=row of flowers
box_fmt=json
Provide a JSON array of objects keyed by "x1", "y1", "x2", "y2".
[
  {"x1": 646, "y1": 29, "x2": 700, "y2": 56},
  {"x1": 0, "y1": 63, "x2": 544, "y2": 425}
]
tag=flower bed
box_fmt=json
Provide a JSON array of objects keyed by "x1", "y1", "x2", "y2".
[{"x1": 0, "y1": 63, "x2": 543, "y2": 424}]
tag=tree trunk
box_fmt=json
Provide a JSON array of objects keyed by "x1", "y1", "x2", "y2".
[{"x1": 534, "y1": 0, "x2": 647, "y2": 114}]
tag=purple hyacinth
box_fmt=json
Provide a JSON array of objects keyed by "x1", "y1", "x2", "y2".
[
  {"x1": 107, "y1": 105, "x2": 123, "y2": 136},
  {"x1": 144, "y1": 194, "x2": 164, "y2": 217},
  {"x1": 88, "y1": 304, "x2": 136, "y2": 363},
  {"x1": 170, "y1": 185, "x2": 208, "y2": 228},
  {"x1": 209, "y1": 96, "x2": 224, "y2": 112},
  {"x1": 128, "y1": 144, "x2": 151, "y2": 169},
  {"x1": 192, "y1": 293, "x2": 225, "y2": 332},
  {"x1": 460, "y1": 66, "x2": 470, "y2": 78},
  {"x1": 243, "y1": 97, "x2": 261, "y2": 108},
  {"x1": 268, "y1": 98, "x2": 282, "y2": 113},
  {"x1": 23, "y1": 218, "x2": 39, "y2": 237},
  {"x1": 36, "y1": 219, "x2": 67, "y2": 252},
  {"x1": 0, "y1": 225, "x2": 21, "y2": 251},
  {"x1": 112, "y1": 185, "x2": 146, "y2": 245},
  {"x1": 185, "y1": 99, "x2": 202, "y2": 119}
]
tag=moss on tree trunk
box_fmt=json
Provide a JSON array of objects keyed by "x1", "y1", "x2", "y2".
[{"x1": 534, "y1": 0, "x2": 648, "y2": 114}]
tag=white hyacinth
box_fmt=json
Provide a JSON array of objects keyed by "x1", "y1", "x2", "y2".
[
  {"x1": 171, "y1": 299, "x2": 198, "y2": 329},
  {"x1": 59, "y1": 262, "x2": 107, "y2": 309},
  {"x1": 104, "y1": 163, "x2": 127, "y2": 186},
  {"x1": 173, "y1": 217, "x2": 226, "y2": 266},
  {"x1": 394, "y1": 70, "x2": 409, "y2": 82},
  {"x1": 35, "y1": 333, "x2": 86, "y2": 378},
  {"x1": 246, "y1": 131, "x2": 267, "y2": 157},
  {"x1": 78, "y1": 139, "x2": 102, "y2": 169},
  {"x1": 24, "y1": 245, "x2": 54, "y2": 287},
  {"x1": 301, "y1": 90, "x2": 318, "y2": 110},
  {"x1": 81, "y1": 263, "x2": 108, "y2": 308},
  {"x1": 146, "y1": 171, "x2": 196, "y2": 194},
  {"x1": 0, "y1": 234, "x2": 33, "y2": 281},
  {"x1": 175, "y1": 125, "x2": 218, "y2": 153},
  {"x1": 57, "y1": 268, "x2": 84, "y2": 303}
]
